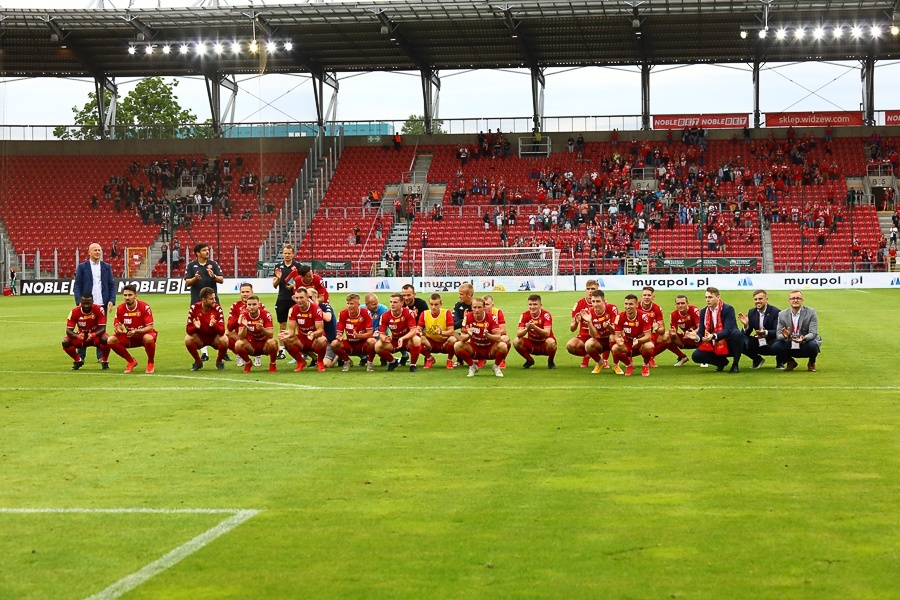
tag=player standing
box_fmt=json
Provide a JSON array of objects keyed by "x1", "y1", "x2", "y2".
[
  {"x1": 184, "y1": 243, "x2": 224, "y2": 362},
  {"x1": 272, "y1": 244, "x2": 303, "y2": 359},
  {"x1": 513, "y1": 294, "x2": 557, "y2": 369},
  {"x1": 234, "y1": 294, "x2": 277, "y2": 373},
  {"x1": 107, "y1": 284, "x2": 157, "y2": 374},
  {"x1": 453, "y1": 297, "x2": 507, "y2": 377},
  {"x1": 279, "y1": 287, "x2": 327, "y2": 372},
  {"x1": 332, "y1": 293, "x2": 375, "y2": 372},
  {"x1": 184, "y1": 287, "x2": 229, "y2": 371},
  {"x1": 62, "y1": 292, "x2": 111, "y2": 370},
  {"x1": 418, "y1": 293, "x2": 458, "y2": 369},
  {"x1": 611, "y1": 293, "x2": 654, "y2": 376}
]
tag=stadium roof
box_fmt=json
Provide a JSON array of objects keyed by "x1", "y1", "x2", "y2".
[{"x1": 1, "y1": 1, "x2": 899, "y2": 79}]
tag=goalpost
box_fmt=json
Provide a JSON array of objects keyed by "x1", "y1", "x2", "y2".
[{"x1": 421, "y1": 247, "x2": 560, "y2": 289}]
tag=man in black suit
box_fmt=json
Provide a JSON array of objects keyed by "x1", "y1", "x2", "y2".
[
  {"x1": 688, "y1": 286, "x2": 743, "y2": 373},
  {"x1": 738, "y1": 289, "x2": 782, "y2": 369}
]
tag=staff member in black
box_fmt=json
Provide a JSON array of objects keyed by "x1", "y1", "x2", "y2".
[
  {"x1": 184, "y1": 242, "x2": 224, "y2": 360},
  {"x1": 272, "y1": 244, "x2": 304, "y2": 359}
]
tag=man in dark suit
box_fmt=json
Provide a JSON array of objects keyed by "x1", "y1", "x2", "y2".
[
  {"x1": 772, "y1": 291, "x2": 823, "y2": 372},
  {"x1": 688, "y1": 286, "x2": 743, "y2": 373},
  {"x1": 73, "y1": 242, "x2": 116, "y2": 363},
  {"x1": 738, "y1": 289, "x2": 782, "y2": 369}
]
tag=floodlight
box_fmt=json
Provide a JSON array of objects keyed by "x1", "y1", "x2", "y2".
[
  {"x1": 833, "y1": 27, "x2": 843, "y2": 39},
  {"x1": 144, "y1": 45, "x2": 153, "y2": 55},
  {"x1": 249, "y1": 40, "x2": 258, "y2": 53},
  {"x1": 162, "y1": 45, "x2": 171, "y2": 54},
  {"x1": 740, "y1": 30, "x2": 748, "y2": 39},
  {"x1": 128, "y1": 46, "x2": 136, "y2": 55},
  {"x1": 871, "y1": 25, "x2": 882, "y2": 38},
  {"x1": 232, "y1": 40, "x2": 241, "y2": 54},
  {"x1": 813, "y1": 27, "x2": 824, "y2": 40},
  {"x1": 776, "y1": 28, "x2": 787, "y2": 40},
  {"x1": 891, "y1": 25, "x2": 899, "y2": 36},
  {"x1": 180, "y1": 44, "x2": 190, "y2": 54},
  {"x1": 794, "y1": 27, "x2": 805, "y2": 40},
  {"x1": 196, "y1": 43, "x2": 207, "y2": 55},
  {"x1": 266, "y1": 41, "x2": 277, "y2": 53},
  {"x1": 284, "y1": 41, "x2": 293, "y2": 51},
  {"x1": 851, "y1": 26, "x2": 863, "y2": 39},
  {"x1": 214, "y1": 42, "x2": 224, "y2": 54},
  {"x1": 758, "y1": 29, "x2": 767, "y2": 39}
]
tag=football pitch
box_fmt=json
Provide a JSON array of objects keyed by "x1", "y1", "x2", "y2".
[{"x1": 1, "y1": 289, "x2": 898, "y2": 599}]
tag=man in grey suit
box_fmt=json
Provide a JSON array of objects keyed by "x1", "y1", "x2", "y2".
[
  {"x1": 73, "y1": 242, "x2": 116, "y2": 364},
  {"x1": 738, "y1": 289, "x2": 782, "y2": 369},
  {"x1": 772, "y1": 291, "x2": 822, "y2": 372}
]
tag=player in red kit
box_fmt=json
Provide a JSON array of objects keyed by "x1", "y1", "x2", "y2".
[
  {"x1": 656, "y1": 294, "x2": 700, "y2": 366},
  {"x1": 184, "y1": 287, "x2": 229, "y2": 371},
  {"x1": 579, "y1": 290, "x2": 620, "y2": 374},
  {"x1": 567, "y1": 287, "x2": 616, "y2": 371},
  {"x1": 235, "y1": 295, "x2": 277, "y2": 373},
  {"x1": 418, "y1": 293, "x2": 458, "y2": 369},
  {"x1": 639, "y1": 286, "x2": 667, "y2": 368},
  {"x1": 62, "y1": 292, "x2": 111, "y2": 370},
  {"x1": 453, "y1": 296, "x2": 507, "y2": 377},
  {"x1": 332, "y1": 293, "x2": 376, "y2": 372},
  {"x1": 375, "y1": 293, "x2": 422, "y2": 372},
  {"x1": 611, "y1": 293, "x2": 654, "y2": 376},
  {"x1": 279, "y1": 287, "x2": 327, "y2": 372},
  {"x1": 482, "y1": 295, "x2": 509, "y2": 368},
  {"x1": 226, "y1": 282, "x2": 265, "y2": 367},
  {"x1": 107, "y1": 284, "x2": 157, "y2": 374},
  {"x1": 287, "y1": 264, "x2": 328, "y2": 303},
  {"x1": 570, "y1": 279, "x2": 600, "y2": 367},
  {"x1": 513, "y1": 294, "x2": 557, "y2": 369}
]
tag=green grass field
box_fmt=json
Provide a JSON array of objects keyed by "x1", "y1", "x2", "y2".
[{"x1": 1, "y1": 289, "x2": 898, "y2": 599}]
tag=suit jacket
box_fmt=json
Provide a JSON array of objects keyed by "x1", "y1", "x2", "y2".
[
  {"x1": 696, "y1": 302, "x2": 739, "y2": 342},
  {"x1": 742, "y1": 303, "x2": 781, "y2": 345},
  {"x1": 73, "y1": 259, "x2": 115, "y2": 307},
  {"x1": 775, "y1": 306, "x2": 822, "y2": 345}
]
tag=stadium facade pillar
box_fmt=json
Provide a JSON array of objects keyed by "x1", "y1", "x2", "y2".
[
  {"x1": 640, "y1": 62, "x2": 651, "y2": 130},
  {"x1": 531, "y1": 67, "x2": 545, "y2": 132},
  {"x1": 311, "y1": 71, "x2": 339, "y2": 131},
  {"x1": 420, "y1": 68, "x2": 441, "y2": 135},
  {"x1": 94, "y1": 76, "x2": 117, "y2": 140},
  {"x1": 752, "y1": 60, "x2": 762, "y2": 129},
  {"x1": 204, "y1": 72, "x2": 238, "y2": 138},
  {"x1": 861, "y1": 55, "x2": 875, "y2": 127}
]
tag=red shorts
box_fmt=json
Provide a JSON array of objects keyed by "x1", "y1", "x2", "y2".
[
  {"x1": 616, "y1": 341, "x2": 648, "y2": 357},
  {"x1": 243, "y1": 339, "x2": 270, "y2": 355},
  {"x1": 587, "y1": 337, "x2": 612, "y2": 352},
  {"x1": 676, "y1": 335, "x2": 698, "y2": 350},
  {"x1": 382, "y1": 337, "x2": 409, "y2": 352},
  {"x1": 575, "y1": 333, "x2": 592, "y2": 343},
  {"x1": 195, "y1": 333, "x2": 222, "y2": 348},
  {"x1": 291, "y1": 336, "x2": 318, "y2": 352},
  {"x1": 116, "y1": 331, "x2": 158, "y2": 348},
  {"x1": 425, "y1": 338, "x2": 453, "y2": 354},
  {"x1": 63, "y1": 334, "x2": 105, "y2": 348},
  {"x1": 337, "y1": 339, "x2": 368, "y2": 355},
  {"x1": 520, "y1": 337, "x2": 555, "y2": 355},
  {"x1": 471, "y1": 344, "x2": 497, "y2": 360}
]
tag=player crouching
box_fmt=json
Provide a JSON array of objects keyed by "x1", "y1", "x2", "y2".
[
  {"x1": 278, "y1": 288, "x2": 327, "y2": 372},
  {"x1": 453, "y1": 297, "x2": 507, "y2": 377},
  {"x1": 234, "y1": 295, "x2": 277, "y2": 373},
  {"x1": 107, "y1": 284, "x2": 157, "y2": 374},
  {"x1": 185, "y1": 287, "x2": 229, "y2": 371},
  {"x1": 610, "y1": 293, "x2": 654, "y2": 377},
  {"x1": 62, "y1": 292, "x2": 111, "y2": 370}
]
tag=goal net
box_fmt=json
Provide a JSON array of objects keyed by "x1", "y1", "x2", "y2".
[{"x1": 421, "y1": 247, "x2": 560, "y2": 286}]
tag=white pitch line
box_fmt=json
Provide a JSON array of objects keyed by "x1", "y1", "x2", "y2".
[
  {"x1": 83, "y1": 509, "x2": 261, "y2": 600},
  {"x1": 1, "y1": 385, "x2": 899, "y2": 392},
  {"x1": 0, "y1": 507, "x2": 246, "y2": 514}
]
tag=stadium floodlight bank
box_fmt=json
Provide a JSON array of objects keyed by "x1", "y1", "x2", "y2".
[{"x1": 422, "y1": 247, "x2": 560, "y2": 285}]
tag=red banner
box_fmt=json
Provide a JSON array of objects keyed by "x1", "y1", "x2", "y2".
[
  {"x1": 652, "y1": 113, "x2": 748, "y2": 130},
  {"x1": 885, "y1": 110, "x2": 900, "y2": 125},
  {"x1": 765, "y1": 111, "x2": 863, "y2": 127}
]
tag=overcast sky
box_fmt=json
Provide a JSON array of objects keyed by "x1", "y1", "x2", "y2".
[{"x1": 2, "y1": 1, "x2": 900, "y2": 133}]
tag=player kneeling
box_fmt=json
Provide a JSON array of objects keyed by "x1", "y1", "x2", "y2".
[
  {"x1": 234, "y1": 295, "x2": 277, "y2": 373},
  {"x1": 107, "y1": 284, "x2": 157, "y2": 374},
  {"x1": 453, "y1": 297, "x2": 507, "y2": 377}
]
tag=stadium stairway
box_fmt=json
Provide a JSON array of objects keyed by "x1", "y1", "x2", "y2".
[{"x1": 762, "y1": 223, "x2": 775, "y2": 273}]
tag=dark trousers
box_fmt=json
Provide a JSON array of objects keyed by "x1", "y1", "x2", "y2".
[
  {"x1": 771, "y1": 339, "x2": 820, "y2": 365},
  {"x1": 691, "y1": 329, "x2": 744, "y2": 368},
  {"x1": 742, "y1": 336, "x2": 781, "y2": 366}
]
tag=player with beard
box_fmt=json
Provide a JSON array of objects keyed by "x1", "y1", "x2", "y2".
[
  {"x1": 227, "y1": 282, "x2": 265, "y2": 367},
  {"x1": 62, "y1": 292, "x2": 111, "y2": 370},
  {"x1": 570, "y1": 279, "x2": 600, "y2": 367},
  {"x1": 375, "y1": 293, "x2": 422, "y2": 372},
  {"x1": 234, "y1": 295, "x2": 277, "y2": 373},
  {"x1": 655, "y1": 294, "x2": 700, "y2": 367},
  {"x1": 399, "y1": 284, "x2": 428, "y2": 365},
  {"x1": 513, "y1": 294, "x2": 557, "y2": 369},
  {"x1": 107, "y1": 284, "x2": 157, "y2": 374},
  {"x1": 332, "y1": 293, "x2": 376, "y2": 372},
  {"x1": 611, "y1": 293, "x2": 653, "y2": 377},
  {"x1": 454, "y1": 297, "x2": 507, "y2": 378},
  {"x1": 279, "y1": 287, "x2": 327, "y2": 372},
  {"x1": 578, "y1": 290, "x2": 619, "y2": 374},
  {"x1": 638, "y1": 286, "x2": 667, "y2": 368},
  {"x1": 184, "y1": 287, "x2": 229, "y2": 371},
  {"x1": 418, "y1": 293, "x2": 458, "y2": 369}
]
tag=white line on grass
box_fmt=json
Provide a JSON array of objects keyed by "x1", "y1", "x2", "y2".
[
  {"x1": 2, "y1": 384, "x2": 899, "y2": 392},
  {"x1": 0, "y1": 507, "x2": 261, "y2": 600}
]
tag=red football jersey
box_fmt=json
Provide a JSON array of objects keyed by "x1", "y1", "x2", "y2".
[
  {"x1": 115, "y1": 300, "x2": 154, "y2": 332},
  {"x1": 518, "y1": 308, "x2": 554, "y2": 342},
  {"x1": 67, "y1": 304, "x2": 106, "y2": 333},
  {"x1": 571, "y1": 297, "x2": 591, "y2": 317},
  {"x1": 379, "y1": 307, "x2": 416, "y2": 342},
  {"x1": 578, "y1": 303, "x2": 619, "y2": 339},
  {"x1": 228, "y1": 299, "x2": 266, "y2": 332},
  {"x1": 639, "y1": 301, "x2": 664, "y2": 329},
  {"x1": 615, "y1": 310, "x2": 651, "y2": 342},
  {"x1": 186, "y1": 302, "x2": 225, "y2": 336},
  {"x1": 288, "y1": 302, "x2": 324, "y2": 335},
  {"x1": 669, "y1": 306, "x2": 701, "y2": 334},
  {"x1": 337, "y1": 307, "x2": 374, "y2": 339},
  {"x1": 288, "y1": 272, "x2": 329, "y2": 302},
  {"x1": 464, "y1": 311, "x2": 501, "y2": 347},
  {"x1": 240, "y1": 307, "x2": 274, "y2": 342}
]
